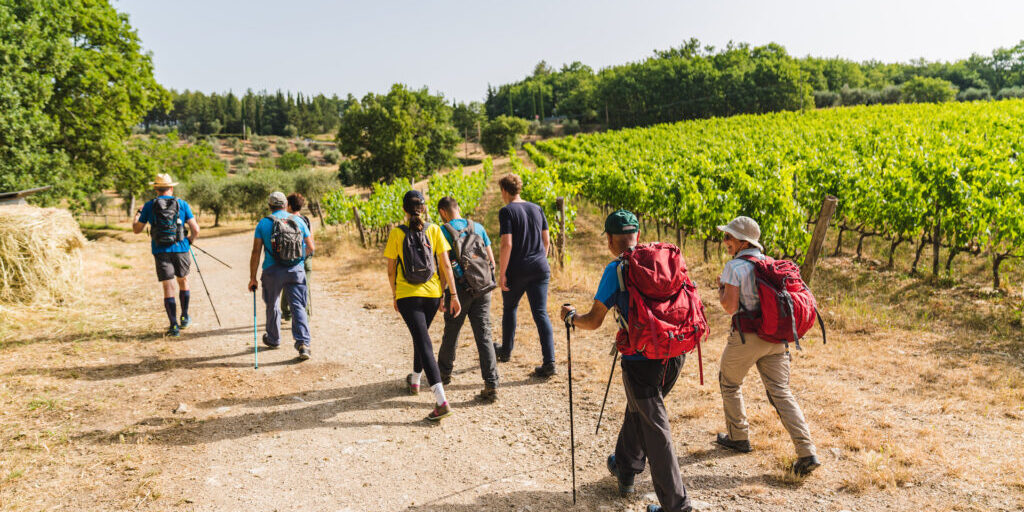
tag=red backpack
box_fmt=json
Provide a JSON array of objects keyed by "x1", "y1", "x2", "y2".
[
  {"x1": 615, "y1": 243, "x2": 709, "y2": 382},
  {"x1": 732, "y1": 255, "x2": 827, "y2": 350}
]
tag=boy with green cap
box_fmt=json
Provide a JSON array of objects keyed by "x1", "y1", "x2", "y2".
[{"x1": 560, "y1": 210, "x2": 693, "y2": 512}]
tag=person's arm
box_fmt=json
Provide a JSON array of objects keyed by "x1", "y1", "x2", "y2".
[
  {"x1": 486, "y1": 245, "x2": 496, "y2": 269},
  {"x1": 387, "y1": 258, "x2": 399, "y2": 312},
  {"x1": 542, "y1": 229, "x2": 551, "y2": 257},
  {"x1": 499, "y1": 233, "x2": 512, "y2": 291},
  {"x1": 248, "y1": 238, "x2": 263, "y2": 291},
  {"x1": 186, "y1": 218, "x2": 200, "y2": 243},
  {"x1": 437, "y1": 249, "x2": 461, "y2": 317},
  {"x1": 303, "y1": 235, "x2": 315, "y2": 257},
  {"x1": 719, "y1": 281, "x2": 741, "y2": 315},
  {"x1": 132, "y1": 205, "x2": 146, "y2": 234},
  {"x1": 560, "y1": 300, "x2": 609, "y2": 331}
]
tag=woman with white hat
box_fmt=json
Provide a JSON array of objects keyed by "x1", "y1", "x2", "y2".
[{"x1": 714, "y1": 216, "x2": 820, "y2": 477}]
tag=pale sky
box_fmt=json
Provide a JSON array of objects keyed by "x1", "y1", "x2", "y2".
[{"x1": 116, "y1": 0, "x2": 1024, "y2": 102}]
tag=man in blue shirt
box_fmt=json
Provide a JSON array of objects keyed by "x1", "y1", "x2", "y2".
[
  {"x1": 248, "y1": 192, "x2": 315, "y2": 360},
  {"x1": 435, "y1": 196, "x2": 500, "y2": 402},
  {"x1": 559, "y1": 210, "x2": 692, "y2": 512},
  {"x1": 132, "y1": 173, "x2": 201, "y2": 337}
]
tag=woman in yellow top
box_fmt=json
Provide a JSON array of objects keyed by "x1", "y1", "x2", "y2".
[{"x1": 385, "y1": 190, "x2": 462, "y2": 421}]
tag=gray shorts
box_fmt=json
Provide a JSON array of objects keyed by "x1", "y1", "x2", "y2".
[{"x1": 154, "y1": 252, "x2": 191, "y2": 281}]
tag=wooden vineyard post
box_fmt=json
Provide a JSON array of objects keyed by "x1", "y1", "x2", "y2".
[
  {"x1": 801, "y1": 195, "x2": 839, "y2": 286},
  {"x1": 556, "y1": 196, "x2": 566, "y2": 269},
  {"x1": 352, "y1": 206, "x2": 366, "y2": 248}
]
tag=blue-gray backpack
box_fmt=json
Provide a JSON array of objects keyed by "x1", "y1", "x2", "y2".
[
  {"x1": 266, "y1": 215, "x2": 304, "y2": 266},
  {"x1": 444, "y1": 219, "x2": 496, "y2": 296},
  {"x1": 398, "y1": 224, "x2": 436, "y2": 284},
  {"x1": 151, "y1": 197, "x2": 183, "y2": 246}
]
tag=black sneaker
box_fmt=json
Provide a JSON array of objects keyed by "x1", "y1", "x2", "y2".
[
  {"x1": 297, "y1": 346, "x2": 311, "y2": 361},
  {"x1": 607, "y1": 455, "x2": 635, "y2": 496},
  {"x1": 494, "y1": 344, "x2": 510, "y2": 363},
  {"x1": 261, "y1": 333, "x2": 280, "y2": 349},
  {"x1": 716, "y1": 433, "x2": 752, "y2": 453},
  {"x1": 179, "y1": 315, "x2": 191, "y2": 329},
  {"x1": 533, "y1": 363, "x2": 556, "y2": 378},
  {"x1": 441, "y1": 373, "x2": 452, "y2": 386},
  {"x1": 792, "y1": 455, "x2": 821, "y2": 477},
  {"x1": 165, "y1": 325, "x2": 180, "y2": 337}
]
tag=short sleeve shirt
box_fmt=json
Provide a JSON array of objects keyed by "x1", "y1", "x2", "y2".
[
  {"x1": 499, "y1": 201, "x2": 550, "y2": 281},
  {"x1": 138, "y1": 196, "x2": 194, "y2": 254},
  {"x1": 594, "y1": 257, "x2": 648, "y2": 361},
  {"x1": 720, "y1": 248, "x2": 765, "y2": 312},
  {"x1": 441, "y1": 218, "x2": 492, "y2": 280},
  {"x1": 254, "y1": 210, "x2": 312, "y2": 269},
  {"x1": 384, "y1": 223, "x2": 452, "y2": 300}
]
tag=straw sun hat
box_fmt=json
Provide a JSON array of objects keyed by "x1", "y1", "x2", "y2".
[{"x1": 149, "y1": 173, "x2": 178, "y2": 188}]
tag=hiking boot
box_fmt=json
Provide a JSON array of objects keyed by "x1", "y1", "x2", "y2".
[
  {"x1": 441, "y1": 373, "x2": 451, "y2": 386},
  {"x1": 476, "y1": 385, "x2": 497, "y2": 403},
  {"x1": 426, "y1": 401, "x2": 453, "y2": 422},
  {"x1": 716, "y1": 433, "x2": 752, "y2": 453},
  {"x1": 297, "y1": 346, "x2": 311, "y2": 361},
  {"x1": 792, "y1": 455, "x2": 821, "y2": 477},
  {"x1": 405, "y1": 374, "x2": 420, "y2": 395},
  {"x1": 533, "y1": 363, "x2": 557, "y2": 378},
  {"x1": 493, "y1": 344, "x2": 510, "y2": 363},
  {"x1": 165, "y1": 325, "x2": 180, "y2": 337},
  {"x1": 607, "y1": 454, "x2": 635, "y2": 496},
  {"x1": 179, "y1": 315, "x2": 191, "y2": 329},
  {"x1": 261, "y1": 333, "x2": 279, "y2": 349}
]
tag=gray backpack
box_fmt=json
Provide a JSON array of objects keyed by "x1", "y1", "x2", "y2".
[
  {"x1": 266, "y1": 215, "x2": 304, "y2": 266},
  {"x1": 445, "y1": 219, "x2": 496, "y2": 296},
  {"x1": 398, "y1": 224, "x2": 436, "y2": 284}
]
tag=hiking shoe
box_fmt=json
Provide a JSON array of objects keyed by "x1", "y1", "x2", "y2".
[
  {"x1": 441, "y1": 373, "x2": 451, "y2": 386},
  {"x1": 494, "y1": 344, "x2": 510, "y2": 363},
  {"x1": 716, "y1": 433, "x2": 752, "y2": 453},
  {"x1": 165, "y1": 325, "x2": 180, "y2": 337},
  {"x1": 793, "y1": 455, "x2": 821, "y2": 477},
  {"x1": 607, "y1": 454, "x2": 635, "y2": 496},
  {"x1": 426, "y1": 401, "x2": 453, "y2": 422},
  {"x1": 282, "y1": 310, "x2": 291, "y2": 322},
  {"x1": 476, "y1": 386, "x2": 498, "y2": 403},
  {"x1": 533, "y1": 363, "x2": 557, "y2": 378},
  {"x1": 405, "y1": 374, "x2": 420, "y2": 395},
  {"x1": 179, "y1": 315, "x2": 191, "y2": 329},
  {"x1": 261, "y1": 333, "x2": 280, "y2": 349},
  {"x1": 297, "y1": 346, "x2": 311, "y2": 361}
]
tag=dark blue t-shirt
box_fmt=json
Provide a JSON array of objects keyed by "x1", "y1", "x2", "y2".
[
  {"x1": 499, "y1": 201, "x2": 549, "y2": 282},
  {"x1": 138, "y1": 196, "x2": 194, "y2": 254},
  {"x1": 594, "y1": 259, "x2": 648, "y2": 361}
]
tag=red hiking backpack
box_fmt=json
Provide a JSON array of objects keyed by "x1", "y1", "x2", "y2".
[
  {"x1": 614, "y1": 243, "x2": 709, "y2": 382},
  {"x1": 732, "y1": 255, "x2": 827, "y2": 351}
]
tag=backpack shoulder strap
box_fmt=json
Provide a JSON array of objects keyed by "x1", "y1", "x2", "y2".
[
  {"x1": 616, "y1": 258, "x2": 628, "y2": 293},
  {"x1": 397, "y1": 224, "x2": 410, "y2": 234}
]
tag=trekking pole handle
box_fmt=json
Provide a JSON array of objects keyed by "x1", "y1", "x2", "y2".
[{"x1": 562, "y1": 303, "x2": 576, "y2": 330}]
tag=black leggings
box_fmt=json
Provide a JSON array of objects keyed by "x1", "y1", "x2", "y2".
[{"x1": 396, "y1": 296, "x2": 442, "y2": 387}]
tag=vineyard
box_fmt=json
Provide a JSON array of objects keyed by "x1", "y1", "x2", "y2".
[{"x1": 525, "y1": 99, "x2": 1024, "y2": 288}]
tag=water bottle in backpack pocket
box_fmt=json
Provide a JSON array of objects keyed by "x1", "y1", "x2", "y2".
[
  {"x1": 398, "y1": 224, "x2": 437, "y2": 284},
  {"x1": 266, "y1": 215, "x2": 305, "y2": 266}
]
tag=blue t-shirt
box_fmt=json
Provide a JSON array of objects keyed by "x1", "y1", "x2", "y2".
[
  {"x1": 254, "y1": 210, "x2": 311, "y2": 269},
  {"x1": 138, "y1": 196, "x2": 194, "y2": 254},
  {"x1": 441, "y1": 218, "x2": 492, "y2": 279},
  {"x1": 594, "y1": 260, "x2": 647, "y2": 360}
]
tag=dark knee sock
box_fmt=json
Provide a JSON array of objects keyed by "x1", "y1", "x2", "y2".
[
  {"x1": 179, "y1": 290, "x2": 190, "y2": 318},
  {"x1": 164, "y1": 298, "x2": 177, "y2": 327}
]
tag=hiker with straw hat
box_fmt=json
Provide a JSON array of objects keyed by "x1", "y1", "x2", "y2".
[
  {"x1": 132, "y1": 173, "x2": 201, "y2": 337},
  {"x1": 714, "y1": 216, "x2": 821, "y2": 477}
]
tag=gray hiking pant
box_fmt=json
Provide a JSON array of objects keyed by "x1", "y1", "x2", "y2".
[
  {"x1": 438, "y1": 287, "x2": 498, "y2": 387},
  {"x1": 261, "y1": 263, "x2": 310, "y2": 348},
  {"x1": 616, "y1": 356, "x2": 690, "y2": 512}
]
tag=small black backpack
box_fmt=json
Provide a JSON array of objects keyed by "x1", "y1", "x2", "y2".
[
  {"x1": 398, "y1": 224, "x2": 436, "y2": 284},
  {"x1": 266, "y1": 215, "x2": 304, "y2": 266},
  {"x1": 151, "y1": 197, "x2": 183, "y2": 246},
  {"x1": 444, "y1": 219, "x2": 496, "y2": 296}
]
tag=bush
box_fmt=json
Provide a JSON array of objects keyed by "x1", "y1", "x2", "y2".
[
  {"x1": 813, "y1": 90, "x2": 840, "y2": 108},
  {"x1": 901, "y1": 76, "x2": 957, "y2": 103},
  {"x1": 293, "y1": 169, "x2": 341, "y2": 204},
  {"x1": 995, "y1": 86, "x2": 1024, "y2": 100},
  {"x1": 283, "y1": 124, "x2": 299, "y2": 138},
  {"x1": 840, "y1": 86, "x2": 880, "y2": 106},
  {"x1": 481, "y1": 115, "x2": 530, "y2": 155},
  {"x1": 230, "y1": 155, "x2": 247, "y2": 166},
  {"x1": 958, "y1": 87, "x2": 992, "y2": 102},
  {"x1": 563, "y1": 119, "x2": 581, "y2": 135},
  {"x1": 311, "y1": 142, "x2": 324, "y2": 152},
  {"x1": 251, "y1": 137, "x2": 269, "y2": 151},
  {"x1": 258, "y1": 149, "x2": 272, "y2": 158},
  {"x1": 322, "y1": 150, "x2": 341, "y2": 165},
  {"x1": 879, "y1": 85, "x2": 902, "y2": 104},
  {"x1": 537, "y1": 122, "x2": 556, "y2": 137},
  {"x1": 338, "y1": 160, "x2": 356, "y2": 186},
  {"x1": 275, "y1": 141, "x2": 289, "y2": 154},
  {"x1": 276, "y1": 151, "x2": 311, "y2": 171},
  {"x1": 527, "y1": 120, "x2": 541, "y2": 135},
  {"x1": 231, "y1": 137, "x2": 243, "y2": 153},
  {"x1": 222, "y1": 169, "x2": 296, "y2": 217},
  {"x1": 296, "y1": 143, "x2": 312, "y2": 156}
]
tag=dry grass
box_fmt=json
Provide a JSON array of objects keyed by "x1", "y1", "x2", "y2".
[{"x1": 0, "y1": 205, "x2": 85, "y2": 306}]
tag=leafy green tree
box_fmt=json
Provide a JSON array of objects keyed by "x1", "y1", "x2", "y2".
[
  {"x1": 276, "y1": 151, "x2": 311, "y2": 171},
  {"x1": 902, "y1": 76, "x2": 957, "y2": 103},
  {"x1": 336, "y1": 84, "x2": 459, "y2": 185},
  {"x1": 480, "y1": 115, "x2": 529, "y2": 154},
  {"x1": 183, "y1": 173, "x2": 229, "y2": 226},
  {"x1": 0, "y1": 0, "x2": 168, "y2": 206},
  {"x1": 452, "y1": 101, "x2": 486, "y2": 140}
]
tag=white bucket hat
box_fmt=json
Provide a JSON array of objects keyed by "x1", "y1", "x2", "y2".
[{"x1": 717, "y1": 216, "x2": 763, "y2": 251}]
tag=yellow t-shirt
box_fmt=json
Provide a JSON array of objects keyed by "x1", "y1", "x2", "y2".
[{"x1": 384, "y1": 223, "x2": 451, "y2": 300}]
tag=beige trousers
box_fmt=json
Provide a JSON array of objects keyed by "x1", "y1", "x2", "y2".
[{"x1": 719, "y1": 331, "x2": 816, "y2": 457}]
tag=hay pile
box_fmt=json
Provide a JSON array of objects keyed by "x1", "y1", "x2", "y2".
[{"x1": 0, "y1": 205, "x2": 86, "y2": 305}]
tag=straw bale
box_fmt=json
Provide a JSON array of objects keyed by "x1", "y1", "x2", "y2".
[{"x1": 0, "y1": 205, "x2": 86, "y2": 305}]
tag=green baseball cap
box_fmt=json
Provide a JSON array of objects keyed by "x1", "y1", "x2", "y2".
[{"x1": 604, "y1": 209, "x2": 639, "y2": 234}]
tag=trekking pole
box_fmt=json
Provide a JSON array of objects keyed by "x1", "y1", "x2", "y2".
[
  {"x1": 563, "y1": 304, "x2": 577, "y2": 505},
  {"x1": 595, "y1": 350, "x2": 619, "y2": 435},
  {"x1": 252, "y1": 290, "x2": 259, "y2": 370},
  {"x1": 188, "y1": 245, "x2": 222, "y2": 327},
  {"x1": 190, "y1": 244, "x2": 233, "y2": 269}
]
